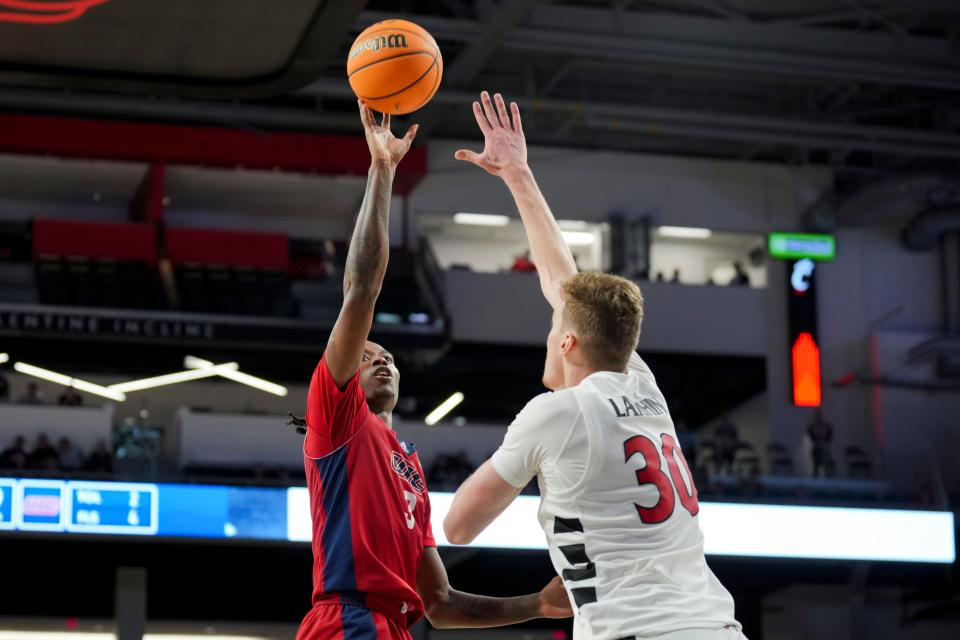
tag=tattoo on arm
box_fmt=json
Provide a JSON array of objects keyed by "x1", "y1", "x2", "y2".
[
  {"x1": 432, "y1": 590, "x2": 540, "y2": 628},
  {"x1": 343, "y1": 165, "x2": 394, "y2": 297}
]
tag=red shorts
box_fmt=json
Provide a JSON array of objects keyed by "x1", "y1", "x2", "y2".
[{"x1": 297, "y1": 603, "x2": 411, "y2": 640}]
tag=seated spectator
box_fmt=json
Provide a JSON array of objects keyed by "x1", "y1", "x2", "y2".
[
  {"x1": 713, "y1": 413, "x2": 739, "y2": 475},
  {"x1": 669, "y1": 268, "x2": 681, "y2": 284},
  {"x1": 17, "y1": 382, "x2": 44, "y2": 405},
  {"x1": 0, "y1": 371, "x2": 9, "y2": 402},
  {"x1": 510, "y1": 250, "x2": 537, "y2": 273},
  {"x1": 807, "y1": 410, "x2": 834, "y2": 478},
  {"x1": 58, "y1": 437, "x2": 83, "y2": 471},
  {"x1": 0, "y1": 435, "x2": 27, "y2": 470},
  {"x1": 28, "y1": 434, "x2": 59, "y2": 470},
  {"x1": 730, "y1": 261, "x2": 750, "y2": 286},
  {"x1": 84, "y1": 439, "x2": 113, "y2": 474},
  {"x1": 58, "y1": 387, "x2": 83, "y2": 406}
]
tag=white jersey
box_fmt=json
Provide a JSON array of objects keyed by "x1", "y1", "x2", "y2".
[{"x1": 491, "y1": 353, "x2": 740, "y2": 639}]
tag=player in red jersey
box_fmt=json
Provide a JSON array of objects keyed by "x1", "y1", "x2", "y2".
[{"x1": 296, "y1": 100, "x2": 573, "y2": 640}]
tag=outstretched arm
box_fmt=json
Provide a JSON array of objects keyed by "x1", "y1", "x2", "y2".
[
  {"x1": 417, "y1": 547, "x2": 571, "y2": 629},
  {"x1": 456, "y1": 92, "x2": 576, "y2": 311},
  {"x1": 325, "y1": 101, "x2": 418, "y2": 387}
]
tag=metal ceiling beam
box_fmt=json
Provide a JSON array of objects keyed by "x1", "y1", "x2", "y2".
[
  {"x1": 417, "y1": 0, "x2": 540, "y2": 138},
  {"x1": 301, "y1": 78, "x2": 960, "y2": 160},
  {"x1": 356, "y1": 9, "x2": 960, "y2": 91}
]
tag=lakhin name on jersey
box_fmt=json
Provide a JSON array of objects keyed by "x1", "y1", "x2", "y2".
[
  {"x1": 608, "y1": 395, "x2": 667, "y2": 418},
  {"x1": 392, "y1": 451, "x2": 425, "y2": 495},
  {"x1": 350, "y1": 34, "x2": 409, "y2": 60}
]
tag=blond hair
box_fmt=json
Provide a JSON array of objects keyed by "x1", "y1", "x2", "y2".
[{"x1": 560, "y1": 272, "x2": 644, "y2": 369}]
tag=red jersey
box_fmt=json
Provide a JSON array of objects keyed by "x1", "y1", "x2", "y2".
[{"x1": 302, "y1": 356, "x2": 435, "y2": 632}]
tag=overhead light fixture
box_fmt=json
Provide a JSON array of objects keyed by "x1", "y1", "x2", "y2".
[
  {"x1": 184, "y1": 356, "x2": 288, "y2": 397},
  {"x1": 14, "y1": 362, "x2": 126, "y2": 402},
  {"x1": 0, "y1": 353, "x2": 8, "y2": 364},
  {"x1": 453, "y1": 213, "x2": 510, "y2": 227},
  {"x1": 558, "y1": 219, "x2": 588, "y2": 230},
  {"x1": 657, "y1": 226, "x2": 713, "y2": 239},
  {"x1": 562, "y1": 231, "x2": 596, "y2": 246},
  {"x1": 425, "y1": 392, "x2": 465, "y2": 426},
  {"x1": 109, "y1": 363, "x2": 240, "y2": 393},
  {"x1": 0, "y1": 634, "x2": 115, "y2": 640}
]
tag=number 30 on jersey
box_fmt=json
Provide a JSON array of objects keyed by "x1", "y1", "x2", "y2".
[{"x1": 624, "y1": 433, "x2": 699, "y2": 524}]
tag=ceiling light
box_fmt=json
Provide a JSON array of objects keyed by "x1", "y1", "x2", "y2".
[
  {"x1": 0, "y1": 353, "x2": 8, "y2": 364},
  {"x1": 453, "y1": 213, "x2": 510, "y2": 227},
  {"x1": 185, "y1": 357, "x2": 288, "y2": 397},
  {"x1": 109, "y1": 363, "x2": 239, "y2": 393},
  {"x1": 0, "y1": 634, "x2": 115, "y2": 640},
  {"x1": 562, "y1": 231, "x2": 596, "y2": 246},
  {"x1": 425, "y1": 392, "x2": 465, "y2": 426},
  {"x1": 657, "y1": 226, "x2": 713, "y2": 239},
  {"x1": 558, "y1": 219, "x2": 588, "y2": 230},
  {"x1": 14, "y1": 362, "x2": 126, "y2": 402}
]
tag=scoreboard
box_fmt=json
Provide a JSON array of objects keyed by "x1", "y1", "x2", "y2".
[{"x1": 0, "y1": 477, "x2": 954, "y2": 564}]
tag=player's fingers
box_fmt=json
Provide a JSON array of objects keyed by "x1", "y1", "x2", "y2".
[
  {"x1": 403, "y1": 124, "x2": 419, "y2": 143},
  {"x1": 510, "y1": 102, "x2": 524, "y2": 136},
  {"x1": 494, "y1": 93, "x2": 511, "y2": 130},
  {"x1": 358, "y1": 100, "x2": 372, "y2": 130},
  {"x1": 381, "y1": 112, "x2": 390, "y2": 130},
  {"x1": 454, "y1": 149, "x2": 483, "y2": 165},
  {"x1": 472, "y1": 101, "x2": 493, "y2": 134},
  {"x1": 480, "y1": 91, "x2": 501, "y2": 129}
]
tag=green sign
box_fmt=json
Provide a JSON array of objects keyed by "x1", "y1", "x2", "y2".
[{"x1": 768, "y1": 232, "x2": 835, "y2": 261}]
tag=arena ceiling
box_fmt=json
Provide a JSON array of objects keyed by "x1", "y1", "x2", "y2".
[{"x1": 0, "y1": 0, "x2": 958, "y2": 175}]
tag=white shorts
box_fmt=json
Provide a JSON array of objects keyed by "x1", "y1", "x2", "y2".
[{"x1": 643, "y1": 626, "x2": 747, "y2": 640}]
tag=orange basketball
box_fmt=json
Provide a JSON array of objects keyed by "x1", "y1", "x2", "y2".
[{"x1": 347, "y1": 19, "x2": 443, "y2": 115}]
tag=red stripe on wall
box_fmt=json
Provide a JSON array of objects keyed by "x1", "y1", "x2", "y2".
[
  {"x1": 0, "y1": 113, "x2": 427, "y2": 195},
  {"x1": 166, "y1": 227, "x2": 289, "y2": 272},
  {"x1": 34, "y1": 218, "x2": 158, "y2": 263}
]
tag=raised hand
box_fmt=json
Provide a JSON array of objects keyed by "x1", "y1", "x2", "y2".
[
  {"x1": 358, "y1": 99, "x2": 419, "y2": 167},
  {"x1": 538, "y1": 576, "x2": 573, "y2": 619},
  {"x1": 455, "y1": 91, "x2": 527, "y2": 177}
]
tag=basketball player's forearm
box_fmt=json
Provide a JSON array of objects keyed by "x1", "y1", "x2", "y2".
[
  {"x1": 426, "y1": 588, "x2": 541, "y2": 628},
  {"x1": 342, "y1": 163, "x2": 394, "y2": 298},
  {"x1": 502, "y1": 166, "x2": 577, "y2": 306}
]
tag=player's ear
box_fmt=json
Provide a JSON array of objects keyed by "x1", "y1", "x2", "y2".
[{"x1": 560, "y1": 332, "x2": 576, "y2": 355}]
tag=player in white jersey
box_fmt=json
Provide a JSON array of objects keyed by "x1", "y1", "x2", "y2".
[{"x1": 443, "y1": 92, "x2": 745, "y2": 640}]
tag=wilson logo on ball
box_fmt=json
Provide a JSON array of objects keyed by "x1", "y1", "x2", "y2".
[
  {"x1": 0, "y1": 0, "x2": 111, "y2": 24},
  {"x1": 350, "y1": 33, "x2": 409, "y2": 59}
]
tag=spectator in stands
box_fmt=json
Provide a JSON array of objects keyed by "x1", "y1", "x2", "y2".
[
  {"x1": 84, "y1": 439, "x2": 113, "y2": 474},
  {"x1": 0, "y1": 435, "x2": 27, "y2": 470},
  {"x1": 58, "y1": 387, "x2": 83, "y2": 406},
  {"x1": 17, "y1": 382, "x2": 43, "y2": 405},
  {"x1": 669, "y1": 268, "x2": 681, "y2": 284},
  {"x1": 510, "y1": 250, "x2": 537, "y2": 273},
  {"x1": 28, "y1": 434, "x2": 59, "y2": 470},
  {"x1": 654, "y1": 271, "x2": 665, "y2": 282},
  {"x1": 57, "y1": 437, "x2": 83, "y2": 471},
  {"x1": 730, "y1": 261, "x2": 750, "y2": 286},
  {"x1": 713, "y1": 413, "x2": 740, "y2": 475},
  {"x1": 322, "y1": 239, "x2": 340, "y2": 286},
  {"x1": 0, "y1": 370, "x2": 9, "y2": 402},
  {"x1": 807, "y1": 410, "x2": 834, "y2": 478}
]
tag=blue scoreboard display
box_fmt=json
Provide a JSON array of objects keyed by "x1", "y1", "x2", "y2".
[{"x1": 0, "y1": 477, "x2": 954, "y2": 564}]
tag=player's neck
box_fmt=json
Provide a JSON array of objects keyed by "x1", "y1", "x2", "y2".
[
  {"x1": 376, "y1": 410, "x2": 393, "y2": 427},
  {"x1": 563, "y1": 364, "x2": 626, "y2": 388}
]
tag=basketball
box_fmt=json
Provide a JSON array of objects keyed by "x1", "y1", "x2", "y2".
[{"x1": 347, "y1": 19, "x2": 443, "y2": 115}]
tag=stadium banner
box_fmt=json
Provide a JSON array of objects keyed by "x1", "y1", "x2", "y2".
[{"x1": 0, "y1": 478, "x2": 954, "y2": 563}]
